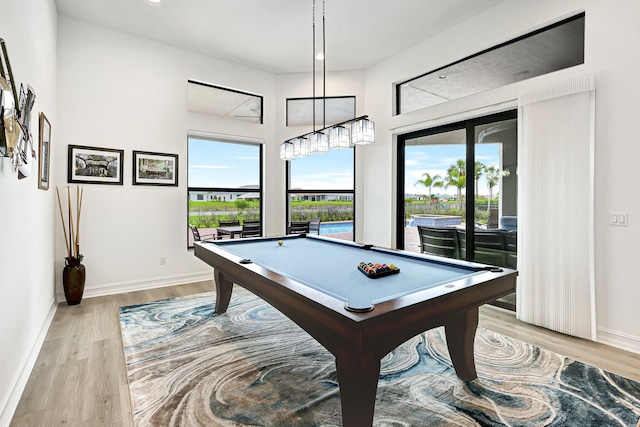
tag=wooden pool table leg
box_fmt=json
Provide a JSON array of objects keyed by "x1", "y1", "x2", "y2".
[
  {"x1": 213, "y1": 269, "x2": 233, "y2": 314},
  {"x1": 444, "y1": 306, "x2": 479, "y2": 381},
  {"x1": 335, "y1": 352, "x2": 380, "y2": 427}
]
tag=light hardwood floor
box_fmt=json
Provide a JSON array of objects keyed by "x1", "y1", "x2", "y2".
[{"x1": 10, "y1": 281, "x2": 640, "y2": 426}]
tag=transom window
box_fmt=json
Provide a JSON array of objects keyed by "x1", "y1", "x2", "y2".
[{"x1": 397, "y1": 13, "x2": 585, "y2": 114}]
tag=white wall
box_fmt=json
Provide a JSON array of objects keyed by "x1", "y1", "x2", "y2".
[
  {"x1": 55, "y1": 17, "x2": 278, "y2": 296},
  {"x1": 361, "y1": 0, "x2": 640, "y2": 352},
  {"x1": 3, "y1": 2, "x2": 640, "y2": 422},
  {"x1": 55, "y1": 18, "x2": 365, "y2": 295},
  {"x1": 0, "y1": 0, "x2": 58, "y2": 424}
]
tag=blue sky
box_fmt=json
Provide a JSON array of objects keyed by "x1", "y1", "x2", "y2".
[
  {"x1": 188, "y1": 138, "x2": 261, "y2": 188},
  {"x1": 406, "y1": 144, "x2": 501, "y2": 197},
  {"x1": 290, "y1": 149, "x2": 354, "y2": 190},
  {"x1": 188, "y1": 138, "x2": 499, "y2": 195},
  {"x1": 188, "y1": 137, "x2": 354, "y2": 190}
]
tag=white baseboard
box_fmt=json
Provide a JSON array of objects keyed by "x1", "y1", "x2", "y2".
[
  {"x1": 0, "y1": 300, "x2": 57, "y2": 427},
  {"x1": 597, "y1": 327, "x2": 640, "y2": 355},
  {"x1": 56, "y1": 271, "x2": 215, "y2": 302}
]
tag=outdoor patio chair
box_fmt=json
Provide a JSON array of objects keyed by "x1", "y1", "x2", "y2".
[
  {"x1": 504, "y1": 231, "x2": 517, "y2": 269},
  {"x1": 499, "y1": 216, "x2": 518, "y2": 231},
  {"x1": 240, "y1": 222, "x2": 261, "y2": 238},
  {"x1": 458, "y1": 229, "x2": 507, "y2": 267},
  {"x1": 417, "y1": 226, "x2": 459, "y2": 259},
  {"x1": 288, "y1": 220, "x2": 310, "y2": 234},
  {"x1": 308, "y1": 218, "x2": 321, "y2": 235},
  {"x1": 190, "y1": 225, "x2": 219, "y2": 242},
  {"x1": 218, "y1": 219, "x2": 240, "y2": 227}
]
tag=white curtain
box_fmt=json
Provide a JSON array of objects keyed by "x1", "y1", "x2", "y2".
[{"x1": 516, "y1": 75, "x2": 596, "y2": 340}]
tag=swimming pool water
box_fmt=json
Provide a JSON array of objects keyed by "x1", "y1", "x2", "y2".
[{"x1": 320, "y1": 221, "x2": 353, "y2": 234}]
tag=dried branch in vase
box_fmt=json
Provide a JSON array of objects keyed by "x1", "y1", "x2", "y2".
[{"x1": 56, "y1": 185, "x2": 83, "y2": 259}]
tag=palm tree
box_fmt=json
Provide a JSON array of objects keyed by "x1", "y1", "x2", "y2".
[
  {"x1": 474, "y1": 162, "x2": 486, "y2": 198},
  {"x1": 414, "y1": 172, "x2": 443, "y2": 204},
  {"x1": 445, "y1": 159, "x2": 466, "y2": 208},
  {"x1": 485, "y1": 166, "x2": 500, "y2": 209}
]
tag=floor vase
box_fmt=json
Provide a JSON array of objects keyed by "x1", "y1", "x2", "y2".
[{"x1": 63, "y1": 256, "x2": 85, "y2": 305}]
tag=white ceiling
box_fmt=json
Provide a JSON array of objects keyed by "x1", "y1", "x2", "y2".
[{"x1": 54, "y1": 0, "x2": 508, "y2": 74}]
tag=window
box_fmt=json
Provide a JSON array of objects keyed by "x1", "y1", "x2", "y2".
[
  {"x1": 287, "y1": 148, "x2": 355, "y2": 241},
  {"x1": 188, "y1": 80, "x2": 263, "y2": 124},
  {"x1": 286, "y1": 96, "x2": 356, "y2": 127},
  {"x1": 187, "y1": 137, "x2": 263, "y2": 247},
  {"x1": 397, "y1": 14, "x2": 585, "y2": 114}
]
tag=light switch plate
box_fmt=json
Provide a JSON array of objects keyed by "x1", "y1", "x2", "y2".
[{"x1": 610, "y1": 212, "x2": 628, "y2": 226}]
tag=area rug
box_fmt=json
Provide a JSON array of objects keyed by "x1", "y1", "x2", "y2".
[{"x1": 119, "y1": 289, "x2": 640, "y2": 426}]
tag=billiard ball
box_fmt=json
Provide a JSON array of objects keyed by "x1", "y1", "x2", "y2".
[{"x1": 278, "y1": 240, "x2": 283, "y2": 246}]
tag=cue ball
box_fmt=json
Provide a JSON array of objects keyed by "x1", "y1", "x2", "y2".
[{"x1": 278, "y1": 240, "x2": 283, "y2": 246}]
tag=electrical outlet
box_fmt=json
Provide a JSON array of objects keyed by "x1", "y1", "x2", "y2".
[{"x1": 160, "y1": 256, "x2": 167, "y2": 265}]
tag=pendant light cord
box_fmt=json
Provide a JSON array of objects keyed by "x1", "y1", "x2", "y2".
[
  {"x1": 312, "y1": 0, "x2": 316, "y2": 133},
  {"x1": 312, "y1": 0, "x2": 327, "y2": 132},
  {"x1": 280, "y1": 0, "x2": 374, "y2": 160},
  {"x1": 322, "y1": 0, "x2": 326, "y2": 129}
]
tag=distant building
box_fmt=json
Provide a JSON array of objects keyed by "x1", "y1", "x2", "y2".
[
  {"x1": 189, "y1": 185, "x2": 259, "y2": 202},
  {"x1": 291, "y1": 193, "x2": 354, "y2": 202}
]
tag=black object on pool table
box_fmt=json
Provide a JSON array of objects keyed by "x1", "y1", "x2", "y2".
[{"x1": 358, "y1": 261, "x2": 400, "y2": 278}]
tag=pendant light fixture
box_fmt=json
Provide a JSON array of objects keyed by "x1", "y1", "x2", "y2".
[{"x1": 280, "y1": 0, "x2": 375, "y2": 161}]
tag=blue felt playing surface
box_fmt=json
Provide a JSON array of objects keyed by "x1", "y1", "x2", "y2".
[{"x1": 214, "y1": 237, "x2": 482, "y2": 311}]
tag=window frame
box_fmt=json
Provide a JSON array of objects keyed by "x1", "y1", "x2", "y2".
[
  {"x1": 396, "y1": 109, "x2": 517, "y2": 252},
  {"x1": 285, "y1": 149, "x2": 356, "y2": 240},
  {"x1": 187, "y1": 136, "x2": 264, "y2": 248}
]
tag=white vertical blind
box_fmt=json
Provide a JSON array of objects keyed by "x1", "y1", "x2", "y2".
[{"x1": 517, "y1": 75, "x2": 596, "y2": 340}]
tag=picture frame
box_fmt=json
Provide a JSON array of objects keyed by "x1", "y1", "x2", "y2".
[
  {"x1": 38, "y1": 113, "x2": 51, "y2": 190},
  {"x1": 68, "y1": 145, "x2": 124, "y2": 185},
  {"x1": 132, "y1": 150, "x2": 178, "y2": 186}
]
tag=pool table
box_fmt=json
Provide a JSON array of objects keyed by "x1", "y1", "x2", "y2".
[{"x1": 194, "y1": 234, "x2": 517, "y2": 427}]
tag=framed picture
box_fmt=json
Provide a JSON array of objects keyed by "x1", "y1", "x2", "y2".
[
  {"x1": 68, "y1": 145, "x2": 124, "y2": 185},
  {"x1": 132, "y1": 151, "x2": 178, "y2": 186},
  {"x1": 38, "y1": 113, "x2": 51, "y2": 190}
]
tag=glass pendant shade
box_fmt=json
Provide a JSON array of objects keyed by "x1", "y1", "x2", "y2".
[
  {"x1": 280, "y1": 141, "x2": 296, "y2": 160},
  {"x1": 351, "y1": 118, "x2": 375, "y2": 145},
  {"x1": 316, "y1": 131, "x2": 329, "y2": 153},
  {"x1": 292, "y1": 138, "x2": 301, "y2": 157},
  {"x1": 285, "y1": 142, "x2": 296, "y2": 160},
  {"x1": 308, "y1": 133, "x2": 318, "y2": 153},
  {"x1": 309, "y1": 132, "x2": 328, "y2": 154},
  {"x1": 329, "y1": 125, "x2": 350, "y2": 149},
  {"x1": 298, "y1": 137, "x2": 310, "y2": 157}
]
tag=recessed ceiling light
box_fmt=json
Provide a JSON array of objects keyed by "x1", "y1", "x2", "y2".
[
  {"x1": 315, "y1": 53, "x2": 325, "y2": 61},
  {"x1": 148, "y1": 0, "x2": 161, "y2": 3}
]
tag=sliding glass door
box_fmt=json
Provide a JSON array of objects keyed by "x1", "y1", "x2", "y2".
[{"x1": 397, "y1": 110, "x2": 517, "y2": 309}]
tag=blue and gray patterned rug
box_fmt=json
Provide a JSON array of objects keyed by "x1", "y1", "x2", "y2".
[{"x1": 119, "y1": 289, "x2": 640, "y2": 426}]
